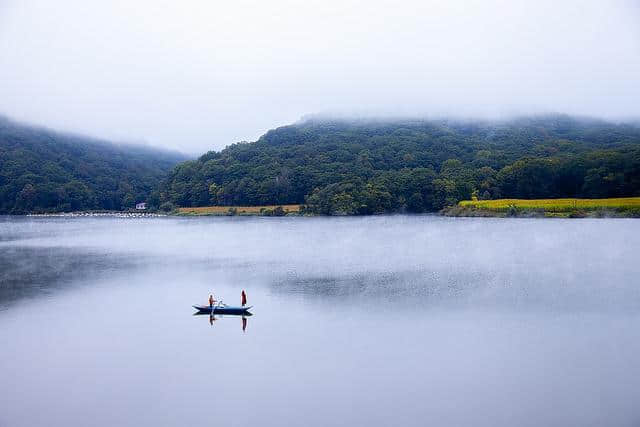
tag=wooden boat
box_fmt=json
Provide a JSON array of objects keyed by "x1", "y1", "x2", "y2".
[{"x1": 193, "y1": 304, "x2": 252, "y2": 315}]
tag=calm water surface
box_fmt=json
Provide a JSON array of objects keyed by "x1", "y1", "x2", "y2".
[{"x1": 1, "y1": 216, "x2": 639, "y2": 427}]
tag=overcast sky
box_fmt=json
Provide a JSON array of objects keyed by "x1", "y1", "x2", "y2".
[{"x1": 1, "y1": 0, "x2": 639, "y2": 153}]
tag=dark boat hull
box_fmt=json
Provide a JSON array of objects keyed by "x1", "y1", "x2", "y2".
[{"x1": 193, "y1": 305, "x2": 252, "y2": 315}]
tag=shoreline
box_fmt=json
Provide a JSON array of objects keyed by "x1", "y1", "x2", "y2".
[
  {"x1": 441, "y1": 206, "x2": 640, "y2": 218},
  {"x1": 25, "y1": 211, "x2": 168, "y2": 218},
  {"x1": 11, "y1": 197, "x2": 640, "y2": 219},
  {"x1": 14, "y1": 210, "x2": 640, "y2": 219}
]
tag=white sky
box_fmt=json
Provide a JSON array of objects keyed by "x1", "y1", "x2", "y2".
[{"x1": 1, "y1": 0, "x2": 639, "y2": 153}]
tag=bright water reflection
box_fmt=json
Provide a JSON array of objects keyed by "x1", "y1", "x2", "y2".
[{"x1": 1, "y1": 216, "x2": 639, "y2": 426}]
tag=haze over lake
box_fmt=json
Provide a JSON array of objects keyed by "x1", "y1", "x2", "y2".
[{"x1": 1, "y1": 216, "x2": 639, "y2": 426}]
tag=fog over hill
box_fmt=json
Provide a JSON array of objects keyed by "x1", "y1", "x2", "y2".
[
  {"x1": 1, "y1": 1, "x2": 638, "y2": 152},
  {"x1": 0, "y1": 116, "x2": 188, "y2": 214}
]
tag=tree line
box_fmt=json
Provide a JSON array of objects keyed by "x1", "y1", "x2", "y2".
[
  {"x1": 156, "y1": 115, "x2": 640, "y2": 214},
  {"x1": 3, "y1": 114, "x2": 639, "y2": 215}
]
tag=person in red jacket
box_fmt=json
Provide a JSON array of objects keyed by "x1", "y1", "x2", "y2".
[
  {"x1": 241, "y1": 290, "x2": 247, "y2": 307},
  {"x1": 209, "y1": 294, "x2": 215, "y2": 309}
]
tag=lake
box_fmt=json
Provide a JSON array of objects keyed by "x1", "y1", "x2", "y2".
[{"x1": 1, "y1": 215, "x2": 639, "y2": 426}]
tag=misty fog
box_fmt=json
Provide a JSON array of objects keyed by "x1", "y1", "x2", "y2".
[
  {"x1": 1, "y1": 0, "x2": 639, "y2": 153},
  {"x1": 2, "y1": 215, "x2": 637, "y2": 311}
]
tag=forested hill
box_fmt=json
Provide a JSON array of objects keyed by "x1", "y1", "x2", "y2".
[
  {"x1": 0, "y1": 116, "x2": 187, "y2": 213},
  {"x1": 161, "y1": 115, "x2": 640, "y2": 214}
]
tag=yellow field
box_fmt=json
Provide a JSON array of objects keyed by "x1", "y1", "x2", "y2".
[
  {"x1": 177, "y1": 204, "x2": 302, "y2": 215},
  {"x1": 459, "y1": 197, "x2": 640, "y2": 211}
]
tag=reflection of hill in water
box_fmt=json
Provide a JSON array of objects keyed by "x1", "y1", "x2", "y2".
[
  {"x1": 0, "y1": 246, "x2": 141, "y2": 310},
  {"x1": 270, "y1": 267, "x2": 640, "y2": 313},
  {"x1": 271, "y1": 270, "x2": 490, "y2": 301}
]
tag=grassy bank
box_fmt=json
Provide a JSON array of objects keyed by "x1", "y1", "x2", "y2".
[
  {"x1": 176, "y1": 204, "x2": 302, "y2": 216},
  {"x1": 444, "y1": 197, "x2": 640, "y2": 218}
]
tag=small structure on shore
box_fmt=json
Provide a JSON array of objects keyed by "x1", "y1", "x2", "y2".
[{"x1": 135, "y1": 202, "x2": 147, "y2": 210}]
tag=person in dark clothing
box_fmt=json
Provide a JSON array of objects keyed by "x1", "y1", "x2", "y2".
[
  {"x1": 241, "y1": 290, "x2": 247, "y2": 307},
  {"x1": 209, "y1": 294, "x2": 215, "y2": 308}
]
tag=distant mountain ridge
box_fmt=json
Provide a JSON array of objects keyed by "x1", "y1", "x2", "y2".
[
  {"x1": 0, "y1": 116, "x2": 188, "y2": 213},
  {"x1": 159, "y1": 114, "x2": 640, "y2": 214}
]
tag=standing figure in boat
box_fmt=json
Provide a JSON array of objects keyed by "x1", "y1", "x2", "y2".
[
  {"x1": 209, "y1": 294, "x2": 215, "y2": 309},
  {"x1": 241, "y1": 290, "x2": 247, "y2": 307}
]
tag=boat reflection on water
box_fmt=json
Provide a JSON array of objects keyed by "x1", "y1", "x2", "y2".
[{"x1": 193, "y1": 310, "x2": 253, "y2": 332}]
